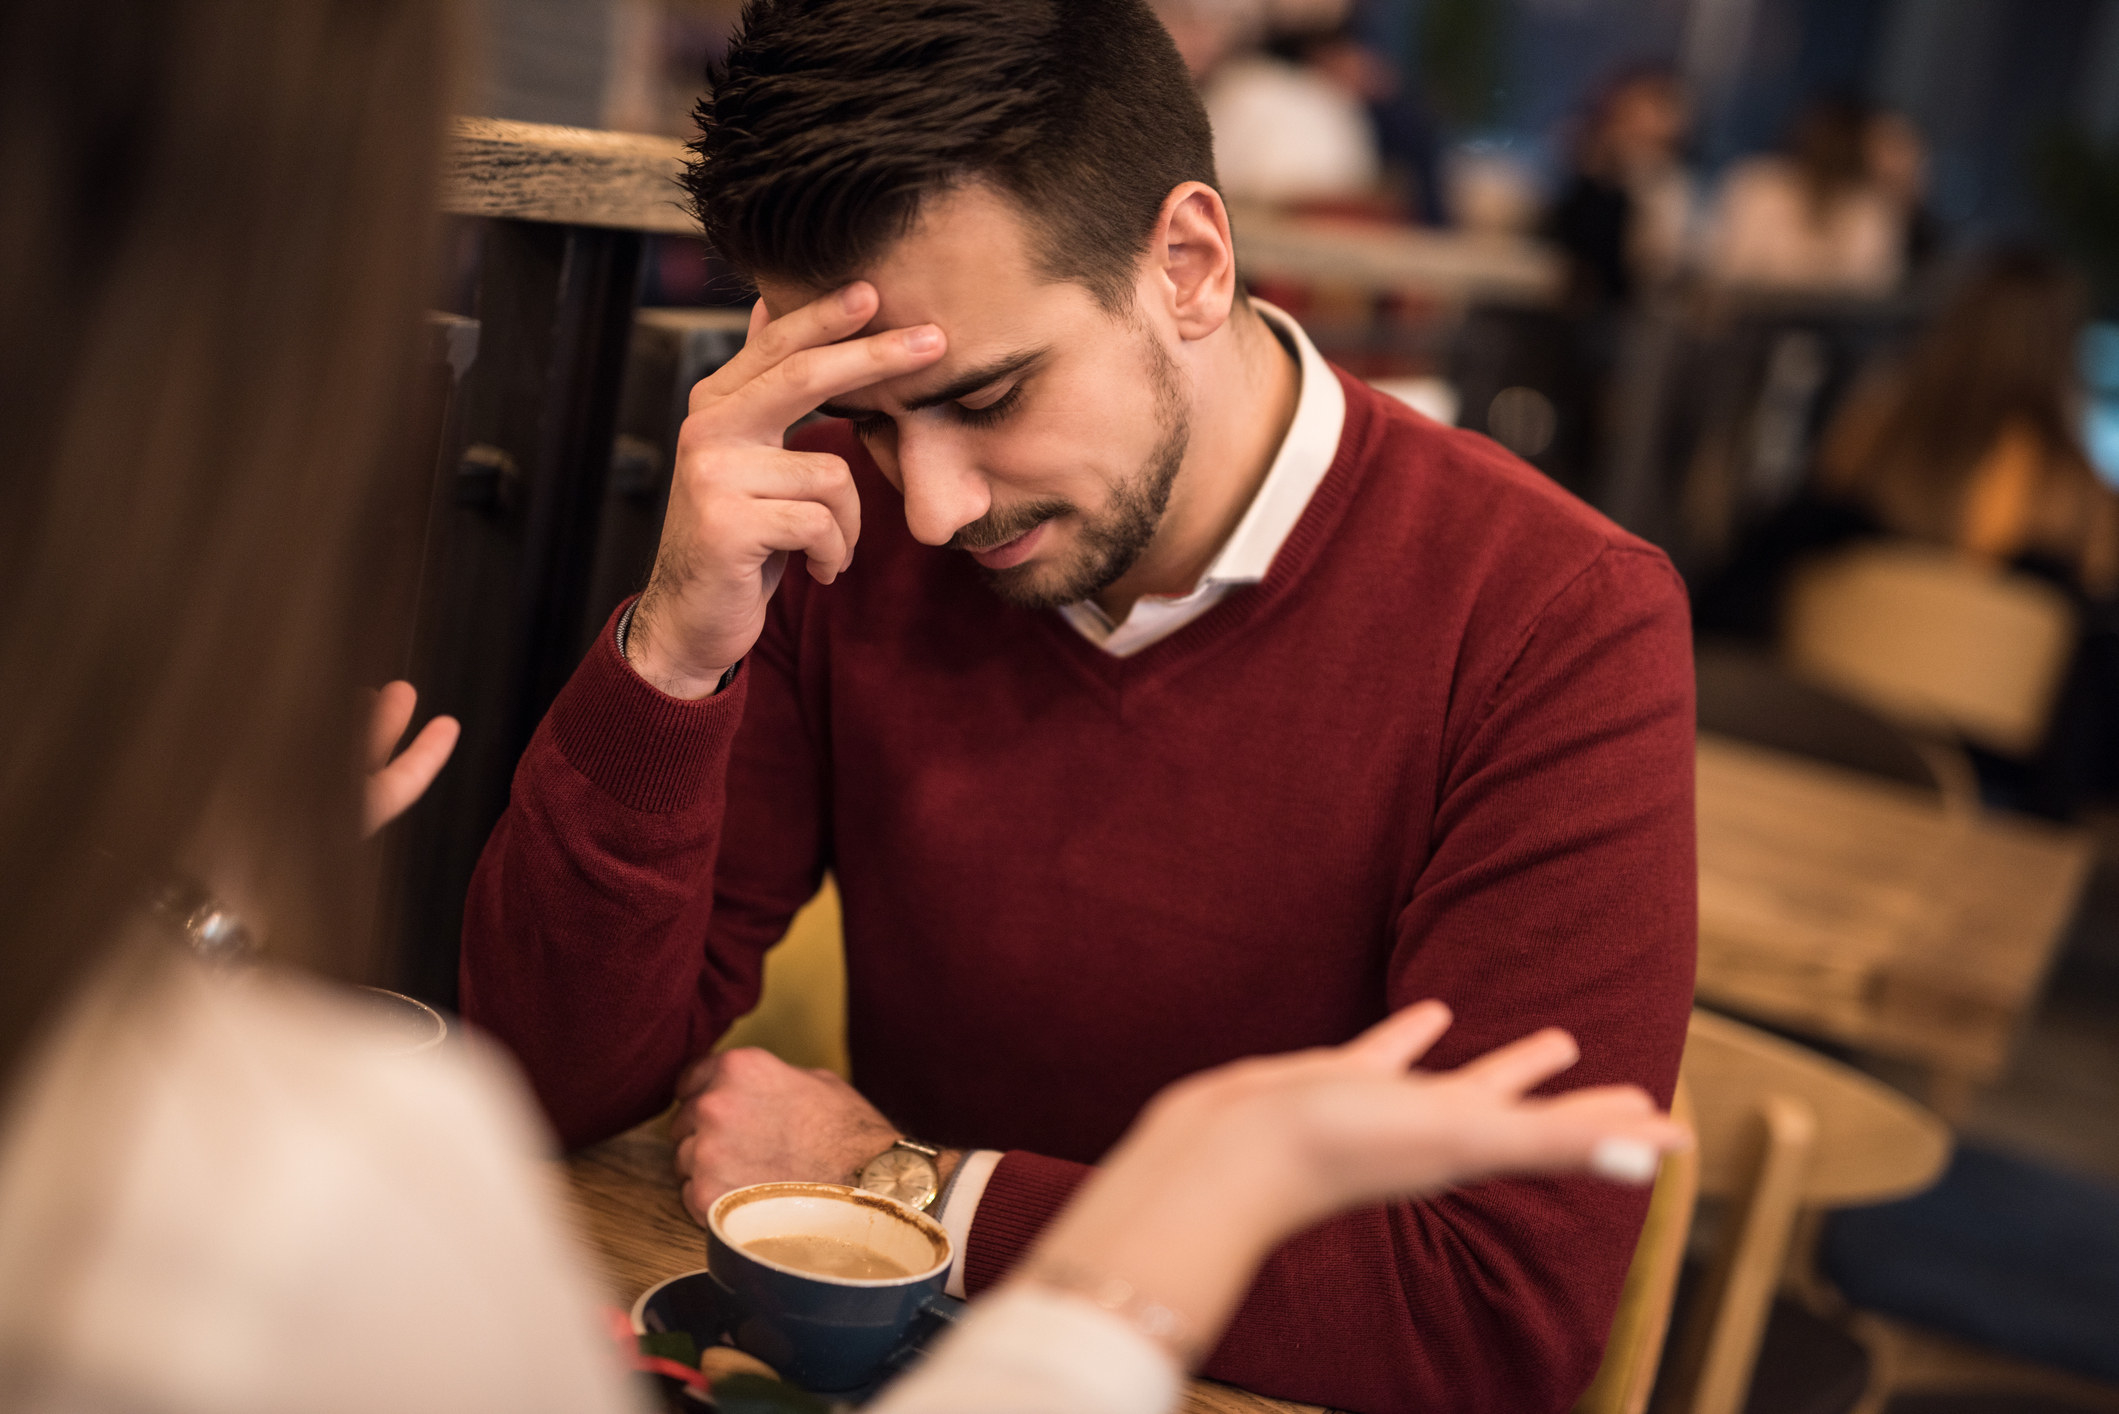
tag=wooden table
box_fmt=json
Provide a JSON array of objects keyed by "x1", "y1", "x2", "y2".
[
  {"x1": 1694, "y1": 733, "x2": 2094, "y2": 1115},
  {"x1": 1231, "y1": 208, "x2": 1564, "y2": 307},
  {"x1": 560, "y1": 1121, "x2": 1328, "y2": 1413}
]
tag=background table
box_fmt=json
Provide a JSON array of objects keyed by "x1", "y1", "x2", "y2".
[
  {"x1": 1694, "y1": 733, "x2": 2094, "y2": 1116},
  {"x1": 560, "y1": 1120, "x2": 1332, "y2": 1414}
]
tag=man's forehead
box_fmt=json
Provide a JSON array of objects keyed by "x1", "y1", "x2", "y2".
[{"x1": 754, "y1": 184, "x2": 1055, "y2": 325}]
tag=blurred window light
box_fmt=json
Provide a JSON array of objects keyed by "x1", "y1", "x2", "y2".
[
  {"x1": 2084, "y1": 323, "x2": 2119, "y2": 490},
  {"x1": 1371, "y1": 376, "x2": 1461, "y2": 427},
  {"x1": 1487, "y1": 386, "x2": 1558, "y2": 458}
]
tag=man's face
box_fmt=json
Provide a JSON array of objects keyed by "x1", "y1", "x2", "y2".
[{"x1": 756, "y1": 185, "x2": 1191, "y2": 609}]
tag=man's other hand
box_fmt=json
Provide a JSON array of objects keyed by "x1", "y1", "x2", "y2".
[
  {"x1": 670, "y1": 1047, "x2": 904, "y2": 1222},
  {"x1": 625, "y1": 283, "x2": 946, "y2": 699}
]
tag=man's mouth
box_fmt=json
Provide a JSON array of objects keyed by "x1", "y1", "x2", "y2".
[{"x1": 965, "y1": 520, "x2": 1049, "y2": 570}]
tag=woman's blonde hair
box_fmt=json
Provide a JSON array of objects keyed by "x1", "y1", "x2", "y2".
[{"x1": 0, "y1": 1, "x2": 455, "y2": 1094}]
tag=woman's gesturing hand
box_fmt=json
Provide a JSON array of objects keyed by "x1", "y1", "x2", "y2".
[
  {"x1": 1020, "y1": 1002, "x2": 1689, "y2": 1365},
  {"x1": 362, "y1": 681, "x2": 459, "y2": 837},
  {"x1": 624, "y1": 283, "x2": 946, "y2": 699}
]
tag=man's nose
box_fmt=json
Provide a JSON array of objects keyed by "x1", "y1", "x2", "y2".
[{"x1": 895, "y1": 425, "x2": 990, "y2": 547}]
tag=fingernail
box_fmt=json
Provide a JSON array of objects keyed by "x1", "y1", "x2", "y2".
[
  {"x1": 904, "y1": 326, "x2": 942, "y2": 353},
  {"x1": 839, "y1": 284, "x2": 867, "y2": 314},
  {"x1": 1589, "y1": 1138, "x2": 1661, "y2": 1185}
]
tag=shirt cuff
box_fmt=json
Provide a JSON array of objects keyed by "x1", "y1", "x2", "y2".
[{"x1": 938, "y1": 1149, "x2": 1003, "y2": 1300}]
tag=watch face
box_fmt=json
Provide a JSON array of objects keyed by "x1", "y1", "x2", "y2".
[{"x1": 861, "y1": 1148, "x2": 939, "y2": 1210}]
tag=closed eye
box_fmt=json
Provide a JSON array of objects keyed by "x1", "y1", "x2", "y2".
[{"x1": 952, "y1": 381, "x2": 1025, "y2": 429}]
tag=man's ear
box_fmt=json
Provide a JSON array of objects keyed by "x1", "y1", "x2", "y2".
[{"x1": 1147, "y1": 182, "x2": 1238, "y2": 342}]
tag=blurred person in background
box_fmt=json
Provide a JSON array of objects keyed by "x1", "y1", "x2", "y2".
[
  {"x1": 1164, "y1": 0, "x2": 1441, "y2": 220},
  {"x1": 1271, "y1": 20, "x2": 1446, "y2": 223},
  {"x1": 0, "y1": 6, "x2": 1682, "y2": 1411},
  {"x1": 1546, "y1": 67, "x2": 1696, "y2": 308},
  {"x1": 1866, "y1": 107, "x2": 1946, "y2": 281},
  {"x1": 1152, "y1": 0, "x2": 1266, "y2": 79},
  {"x1": 1695, "y1": 247, "x2": 2118, "y2": 814},
  {"x1": 1702, "y1": 95, "x2": 1904, "y2": 297},
  {"x1": 1201, "y1": 9, "x2": 1383, "y2": 207},
  {"x1": 1819, "y1": 247, "x2": 2119, "y2": 814},
  {"x1": 1816, "y1": 247, "x2": 2117, "y2": 596}
]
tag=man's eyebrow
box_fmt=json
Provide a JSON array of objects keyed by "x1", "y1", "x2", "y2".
[{"x1": 816, "y1": 346, "x2": 1049, "y2": 421}]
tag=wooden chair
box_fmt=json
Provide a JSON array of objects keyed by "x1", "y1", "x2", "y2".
[
  {"x1": 1782, "y1": 544, "x2": 2077, "y2": 759},
  {"x1": 1576, "y1": 1083, "x2": 1703, "y2": 1414},
  {"x1": 716, "y1": 878, "x2": 850, "y2": 1077},
  {"x1": 1653, "y1": 1010, "x2": 1952, "y2": 1414},
  {"x1": 1695, "y1": 642, "x2": 1978, "y2": 809}
]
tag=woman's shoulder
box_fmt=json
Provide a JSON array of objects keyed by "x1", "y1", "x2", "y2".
[{"x1": 0, "y1": 961, "x2": 637, "y2": 1414}]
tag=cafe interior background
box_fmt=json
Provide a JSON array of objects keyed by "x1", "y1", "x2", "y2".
[{"x1": 386, "y1": 0, "x2": 2119, "y2": 1409}]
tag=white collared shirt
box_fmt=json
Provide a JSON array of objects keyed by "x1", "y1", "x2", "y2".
[
  {"x1": 938, "y1": 303, "x2": 1346, "y2": 1300},
  {"x1": 1057, "y1": 299, "x2": 1347, "y2": 657}
]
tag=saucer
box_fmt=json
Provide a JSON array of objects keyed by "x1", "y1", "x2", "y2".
[{"x1": 631, "y1": 1269, "x2": 964, "y2": 1407}]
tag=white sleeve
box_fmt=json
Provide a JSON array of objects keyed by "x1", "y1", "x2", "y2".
[
  {"x1": 0, "y1": 970, "x2": 648, "y2": 1414},
  {"x1": 866, "y1": 1284, "x2": 1183, "y2": 1414},
  {"x1": 937, "y1": 1149, "x2": 1003, "y2": 1299}
]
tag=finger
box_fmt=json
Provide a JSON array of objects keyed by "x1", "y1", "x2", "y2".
[
  {"x1": 680, "y1": 1172, "x2": 720, "y2": 1226},
  {"x1": 722, "y1": 324, "x2": 945, "y2": 438},
  {"x1": 675, "y1": 1052, "x2": 721, "y2": 1102},
  {"x1": 361, "y1": 714, "x2": 460, "y2": 836},
  {"x1": 1523, "y1": 1089, "x2": 1689, "y2": 1182},
  {"x1": 718, "y1": 451, "x2": 861, "y2": 574},
  {"x1": 366, "y1": 680, "x2": 417, "y2": 770},
  {"x1": 1341, "y1": 1001, "x2": 1453, "y2": 1073},
  {"x1": 692, "y1": 282, "x2": 880, "y2": 410},
  {"x1": 1452, "y1": 1027, "x2": 1581, "y2": 1097},
  {"x1": 748, "y1": 499, "x2": 850, "y2": 586},
  {"x1": 1435, "y1": 1088, "x2": 1681, "y2": 1188},
  {"x1": 674, "y1": 1130, "x2": 699, "y2": 1177},
  {"x1": 1588, "y1": 1116, "x2": 1694, "y2": 1184}
]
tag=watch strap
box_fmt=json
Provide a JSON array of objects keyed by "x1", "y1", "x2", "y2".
[{"x1": 930, "y1": 1151, "x2": 970, "y2": 1218}]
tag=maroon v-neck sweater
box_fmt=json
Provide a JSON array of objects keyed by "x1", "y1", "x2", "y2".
[{"x1": 462, "y1": 372, "x2": 1695, "y2": 1414}]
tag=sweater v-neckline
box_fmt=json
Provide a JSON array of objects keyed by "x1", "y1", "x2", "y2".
[{"x1": 1028, "y1": 369, "x2": 1379, "y2": 694}]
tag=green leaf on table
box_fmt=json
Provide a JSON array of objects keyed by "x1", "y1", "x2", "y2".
[{"x1": 638, "y1": 1330, "x2": 701, "y2": 1367}]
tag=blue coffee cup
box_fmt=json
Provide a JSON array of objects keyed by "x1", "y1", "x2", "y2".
[{"x1": 705, "y1": 1181, "x2": 953, "y2": 1393}]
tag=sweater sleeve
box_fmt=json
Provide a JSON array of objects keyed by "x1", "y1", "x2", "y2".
[
  {"x1": 961, "y1": 545, "x2": 1696, "y2": 1414},
  {"x1": 458, "y1": 596, "x2": 828, "y2": 1148}
]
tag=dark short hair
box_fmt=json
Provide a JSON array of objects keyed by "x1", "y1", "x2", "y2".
[{"x1": 684, "y1": 0, "x2": 1218, "y2": 309}]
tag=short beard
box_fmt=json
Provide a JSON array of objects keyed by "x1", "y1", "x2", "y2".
[{"x1": 961, "y1": 330, "x2": 1190, "y2": 611}]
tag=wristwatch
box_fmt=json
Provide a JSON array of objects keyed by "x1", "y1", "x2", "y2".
[{"x1": 854, "y1": 1138, "x2": 942, "y2": 1211}]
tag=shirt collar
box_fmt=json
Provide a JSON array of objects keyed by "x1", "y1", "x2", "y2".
[
  {"x1": 1192, "y1": 298, "x2": 1347, "y2": 586},
  {"x1": 1056, "y1": 301, "x2": 1346, "y2": 651}
]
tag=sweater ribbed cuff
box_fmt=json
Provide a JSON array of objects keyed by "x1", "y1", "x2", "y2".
[
  {"x1": 962, "y1": 1150, "x2": 1091, "y2": 1296},
  {"x1": 547, "y1": 598, "x2": 748, "y2": 814}
]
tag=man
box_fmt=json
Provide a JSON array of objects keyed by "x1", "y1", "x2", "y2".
[{"x1": 461, "y1": 3, "x2": 1695, "y2": 1410}]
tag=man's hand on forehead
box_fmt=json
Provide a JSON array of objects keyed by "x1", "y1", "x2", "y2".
[{"x1": 620, "y1": 282, "x2": 946, "y2": 700}]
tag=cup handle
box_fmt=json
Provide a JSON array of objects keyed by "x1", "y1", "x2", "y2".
[
  {"x1": 880, "y1": 1293, "x2": 967, "y2": 1378},
  {"x1": 917, "y1": 1293, "x2": 966, "y2": 1328}
]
